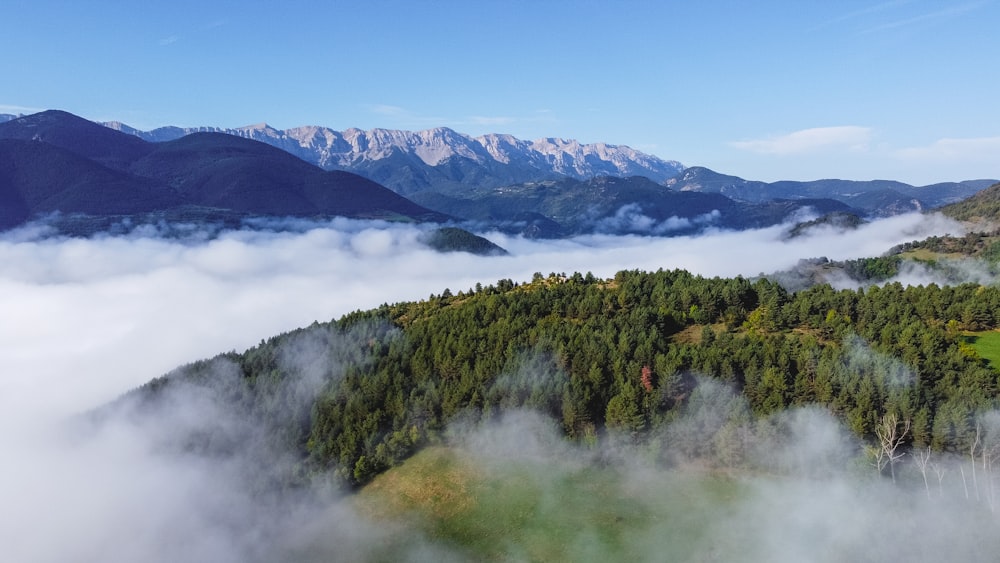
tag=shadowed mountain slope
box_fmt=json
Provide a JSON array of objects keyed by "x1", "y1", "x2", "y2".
[
  {"x1": 411, "y1": 175, "x2": 855, "y2": 236},
  {"x1": 0, "y1": 138, "x2": 182, "y2": 229},
  {"x1": 668, "y1": 166, "x2": 991, "y2": 215},
  {"x1": 0, "y1": 111, "x2": 450, "y2": 230}
]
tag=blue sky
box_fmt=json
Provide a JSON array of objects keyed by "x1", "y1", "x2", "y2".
[{"x1": 2, "y1": 0, "x2": 997, "y2": 185}]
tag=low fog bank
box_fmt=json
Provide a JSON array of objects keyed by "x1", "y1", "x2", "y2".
[
  {"x1": 396, "y1": 401, "x2": 1000, "y2": 562},
  {"x1": 22, "y1": 379, "x2": 1000, "y2": 562},
  {"x1": 5, "y1": 335, "x2": 454, "y2": 563},
  {"x1": 786, "y1": 252, "x2": 1000, "y2": 292},
  {"x1": 1, "y1": 212, "x2": 965, "y2": 417},
  {"x1": 444, "y1": 397, "x2": 1000, "y2": 562},
  {"x1": 0, "y1": 211, "x2": 983, "y2": 562}
]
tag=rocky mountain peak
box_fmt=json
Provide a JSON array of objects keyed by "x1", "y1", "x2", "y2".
[{"x1": 100, "y1": 117, "x2": 686, "y2": 193}]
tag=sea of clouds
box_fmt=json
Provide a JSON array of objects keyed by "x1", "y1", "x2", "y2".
[{"x1": 4, "y1": 211, "x2": 997, "y2": 562}]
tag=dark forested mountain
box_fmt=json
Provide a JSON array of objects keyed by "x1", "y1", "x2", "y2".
[
  {"x1": 0, "y1": 138, "x2": 183, "y2": 229},
  {"x1": 0, "y1": 110, "x2": 450, "y2": 231},
  {"x1": 419, "y1": 227, "x2": 509, "y2": 255},
  {"x1": 0, "y1": 109, "x2": 154, "y2": 170},
  {"x1": 129, "y1": 132, "x2": 445, "y2": 220},
  {"x1": 667, "y1": 166, "x2": 992, "y2": 215},
  {"x1": 410, "y1": 175, "x2": 856, "y2": 236},
  {"x1": 783, "y1": 211, "x2": 866, "y2": 239}
]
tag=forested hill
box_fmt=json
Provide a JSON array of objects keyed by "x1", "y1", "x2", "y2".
[
  {"x1": 117, "y1": 268, "x2": 1000, "y2": 489},
  {"x1": 938, "y1": 181, "x2": 1000, "y2": 224}
]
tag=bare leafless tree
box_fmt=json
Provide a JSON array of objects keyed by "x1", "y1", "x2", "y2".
[
  {"x1": 868, "y1": 444, "x2": 889, "y2": 477},
  {"x1": 930, "y1": 459, "x2": 948, "y2": 498},
  {"x1": 979, "y1": 424, "x2": 1000, "y2": 512},
  {"x1": 874, "y1": 412, "x2": 910, "y2": 483},
  {"x1": 971, "y1": 423, "x2": 981, "y2": 502},
  {"x1": 913, "y1": 447, "x2": 932, "y2": 500},
  {"x1": 960, "y1": 465, "x2": 970, "y2": 500}
]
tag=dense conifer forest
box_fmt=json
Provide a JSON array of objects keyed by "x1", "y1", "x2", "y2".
[{"x1": 130, "y1": 264, "x2": 1000, "y2": 489}]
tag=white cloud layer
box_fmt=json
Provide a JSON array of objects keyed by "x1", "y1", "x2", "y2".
[
  {"x1": 0, "y1": 103, "x2": 45, "y2": 115},
  {"x1": 894, "y1": 135, "x2": 1000, "y2": 163},
  {"x1": 0, "y1": 213, "x2": 964, "y2": 417},
  {"x1": 0, "y1": 213, "x2": 973, "y2": 562},
  {"x1": 730, "y1": 126, "x2": 873, "y2": 155}
]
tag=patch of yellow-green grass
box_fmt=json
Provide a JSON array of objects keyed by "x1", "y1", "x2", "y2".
[
  {"x1": 354, "y1": 446, "x2": 743, "y2": 562},
  {"x1": 897, "y1": 248, "x2": 966, "y2": 261},
  {"x1": 671, "y1": 323, "x2": 730, "y2": 344},
  {"x1": 358, "y1": 446, "x2": 478, "y2": 521},
  {"x1": 963, "y1": 330, "x2": 1000, "y2": 370}
]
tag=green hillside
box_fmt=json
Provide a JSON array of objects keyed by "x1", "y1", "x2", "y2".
[
  {"x1": 353, "y1": 446, "x2": 741, "y2": 562},
  {"x1": 348, "y1": 441, "x2": 1000, "y2": 561},
  {"x1": 938, "y1": 181, "x2": 1000, "y2": 223},
  {"x1": 123, "y1": 268, "x2": 1000, "y2": 492}
]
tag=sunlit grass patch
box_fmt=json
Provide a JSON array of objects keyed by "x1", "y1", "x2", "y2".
[
  {"x1": 355, "y1": 446, "x2": 743, "y2": 562},
  {"x1": 963, "y1": 330, "x2": 1000, "y2": 369}
]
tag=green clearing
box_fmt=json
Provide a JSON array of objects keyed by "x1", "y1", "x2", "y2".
[
  {"x1": 342, "y1": 446, "x2": 1000, "y2": 563},
  {"x1": 897, "y1": 248, "x2": 964, "y2": 261},
  {"x1": 963, "y1": 330, "x2": 1000, "y2": 369},
  {"x1": 353, "y1": 446, "x2": 743, "y2": 562}
]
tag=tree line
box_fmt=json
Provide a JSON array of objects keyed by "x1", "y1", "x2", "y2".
[{"x1": 133, "y1": 268, "x2": 1000, "y2": 488}]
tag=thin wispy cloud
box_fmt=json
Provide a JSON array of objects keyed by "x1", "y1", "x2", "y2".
[
  {"x1": 730, "y1": 126, "x2": 873, "y2": 156},
  {"x1": 894, "y1": 136, "x2": 1000, "y2": 162},
  {"x1": 467, "y1": 115, "x2": 515, "y2": 126},
  {"x1": 860, "y1": 1, "x2": 985, "y2": 33},
  {"x1": 0, "y1": 104, "x2": 44, "y2": 115},
  {"x1": 819, "y1": 0, "x2": 914, "y2": 28},
  {"x1": 362, "y1": 104, "x2": 554, "y2": 134},
  {"x1": 362, "y1": 104, "x2": 454, "y2": 131},
  {"x1": 457, "y1": 111, "x2": 558, "y2": 132},
  {"x1": 367, "y1": 103, "x2": 407, "y2": 116},
  {"x1": 201, "y1": 19, "x2": 227, "y2": 31},
  {"x1": 158, "y1": 18, "x2": 226, "y2": 47}
]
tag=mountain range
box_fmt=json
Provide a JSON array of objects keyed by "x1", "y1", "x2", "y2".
[
  {"x1": 2, "y1": 110, "x2": 997, "y2": 238},
  {"x1": 0, "y1": 110, "x2": 447, "y2": 232},
  {"x1": 0, "y1": 110, "x2": 845, "y2": 237},
  {"x1": 102, "y1": 119, "x2": 686, "y2": 197},
  {"x1": 666, "y1": 167, "x2": 992, "y2": 217},
  {"x1": 409, "y1": 175, "x2": 856, "y2": 237},
  {"x1": 101, "y1": 116, "x2": 996, "y2": 218}
]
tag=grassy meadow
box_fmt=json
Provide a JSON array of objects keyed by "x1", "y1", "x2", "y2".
[
  {"x1": 352, "y1": 446, "x2": 743, "y2": 562},
  {"x1": 964, "y1": 330, "x2": 1000, "y2": 369}
]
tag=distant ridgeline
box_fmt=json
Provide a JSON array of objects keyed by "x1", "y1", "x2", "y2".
[
  {"x1": 114, "y1": 267, "x2": 1000, "y2": 489},
  {"x1": 1, "y1": 110, "x2": 997, "y2": 238},
  {"x1": 103, "y1": 117, "x2": 998, "y2": 237},
  {"x1": 0, "y1": 110, "x2": 448, "y2": 234}
]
